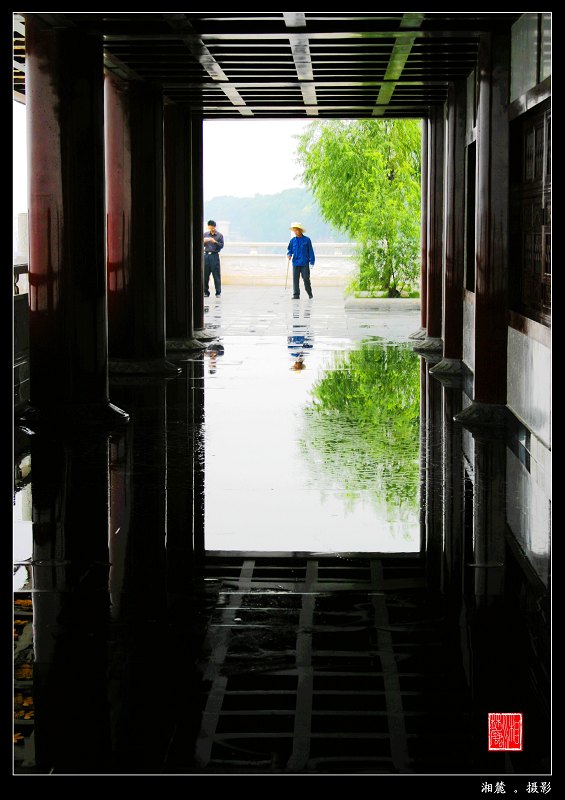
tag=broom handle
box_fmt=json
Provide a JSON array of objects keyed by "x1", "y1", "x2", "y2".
[{"x1": 285, "y1": 256, "x2": 290, "y2": 290}]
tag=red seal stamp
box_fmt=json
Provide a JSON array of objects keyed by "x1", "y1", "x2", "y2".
[{"x1": 488, "y1": 712, "x2": 523, "y2": 751}]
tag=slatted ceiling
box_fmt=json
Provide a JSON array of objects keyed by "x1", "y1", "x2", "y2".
[
  {"x1": 219, "y1": 54, "x2": 296, "y2": 64},
  {"x1": 238, "y1": 87, "x2": 304, "y2": 98},
  {"x1": 13, "y1": 11, "x2": 521, "y2": 118}
]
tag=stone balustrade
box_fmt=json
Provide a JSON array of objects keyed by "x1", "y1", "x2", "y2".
[
  {"x1": 14, "y1": 211, "x2": 358, "y2": 289},
  {"x1": 219, "y1": 241, "x2": 357, "y2": 285}
]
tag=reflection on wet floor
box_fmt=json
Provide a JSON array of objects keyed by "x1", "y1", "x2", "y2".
[
  {"x1": 202, "y1": 293, "x2": 424, "y2": 554},
  {"x1": 203, "y1": 310, "x2": 421, "y2": 553},
  {"x1": 288, "y1": 302, "x2": 314, "y2": 370},
  {"x1": 13, "y1": 287, "x2": 550, "y2": 777}
]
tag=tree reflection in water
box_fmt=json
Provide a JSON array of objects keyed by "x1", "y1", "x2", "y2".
[{"x1": 300, "y1": 339, "x2": 420, "y2": 533}]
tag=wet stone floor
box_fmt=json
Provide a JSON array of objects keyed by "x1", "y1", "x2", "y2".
[
  {"x1": 202, "y1": 290, "x2": 421, "y2": 554},
  {"x1": 13, "y1": 287, "x2": 551, "y2": 780}
]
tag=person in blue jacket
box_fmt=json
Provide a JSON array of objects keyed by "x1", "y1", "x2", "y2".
[{"x1": 287, "y1": 221, "x2": 315, "y2": 299}]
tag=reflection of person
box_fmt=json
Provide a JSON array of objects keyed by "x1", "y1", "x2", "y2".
[
  {"x1": 204, "y1": 220, "x2": 225, "y2": 298},
  {"x1": 287, "y1": 222, "x2": 315, "y2": 300},
  {"x1": 205, "y1": 342, "x2": 225, "y2": 374}
]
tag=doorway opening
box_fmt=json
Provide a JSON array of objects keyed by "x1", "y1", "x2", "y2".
[{"x1": 201, "y1": 118, "x2": 423, "y2": 555}]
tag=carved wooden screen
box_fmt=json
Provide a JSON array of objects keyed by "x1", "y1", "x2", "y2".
[{"x1": 510, "y1": 100, "x2": 551, "y2": 326}]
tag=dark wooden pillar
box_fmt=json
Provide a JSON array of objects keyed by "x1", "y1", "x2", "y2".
[
  {"x1": 420, "y1": 119, "x2": 429, "y2": 332},
  {"x1": 424, "y1": 363, "x2": 445, "y2": 589},
  {"x1": 165, "y1": 361, "x2": 199, "y2": 584},
  {"x1": 418, "y1": 357, "x2": 428, "y2": 555},
  {"x1": 106, "y1": 380, "x2": 172, "y2": 769},
  {"x1": 191, "y1": 116, "x2": 205, "y2": 333},
  {"x1": 23, "y1": 17, "x2": 128, "y2": 429},
  {"x1": 105, "y1": 72, "x2": 131, "y2": 360},
  {"x1": 427, "y1": 107, "x2": 444, "y2": 345},
  {"x1": 464, "y1": 431, "x2": 507, "y2": 772},
  {"x1": 164, "y1": 103, "x2": 203, "y2": 352},
  {"x1": 105, "y1": 73, "x2": 179, "y2": 376},
  {"x1": 193, "y1": 354, "x2": 206, "y2": 556},
  {"x1": 474, "y1": 33, "x2": 510, "y2": 404},
  {"x1": 414, "y1": 107, "x2": 444, "y2": 355},
  {"x1": 454, "y1": 31, "x2": 510, "y2": 429},
  {"x1": 441, "y1": 385, "x2": 465, "y2": 609},
  {"x1": 410, "y1": 120, "x2": 428, "y2": 340},
  {"x1": 107, "y1": 381, "x2": 168, "y2": 622},
  {"x1": 470, "y1": 434, "x2": 506, "y2": 601},
  {"x1": 430, "y1": 80, "x2": 467, "y2": 381},
  {"x1": 31, "y1": 429, "x2": 113, "y2": 772}
]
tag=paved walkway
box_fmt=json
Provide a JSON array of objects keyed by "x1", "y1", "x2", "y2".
[{"x1": 203, "y1": 285, "x2": 421, "y2": 341}]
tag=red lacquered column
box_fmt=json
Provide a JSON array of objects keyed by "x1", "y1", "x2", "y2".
[
  {"x1": 105, "y1": 72, "x2": 131, "y2": 360},
  {"x1": 410, "y1": 119, "x2": 428, "y2": 340},
  {"x1": 24, "y1": 17, "x2": 128, "y2": 429},
  {"x1": 414, "y1": 107, "x2": 444, "y2": 357},
  {"x1": 105, "y1": 72, "x2": 179, "y2": 376},
  {"x1": 420, "y1": 119, "x2": 429, "y2": 333},
  {"x1": 425, "y1": 106, "x2": 444, "y2": 350},
  {"x1": 454, "y1": 31, "x2": 510, "y2": 429},
  {"x1": 191, "y1": 116, "x2": 205, "y2": 333},
  {"x1": 430, "y1": 80, "x2": 466, "y2": 383},
  {"x1": 164, "y1": 102, "x2": 201, "y2": 352}
]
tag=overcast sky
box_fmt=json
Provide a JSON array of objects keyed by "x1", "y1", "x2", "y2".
[
  {"x1": 12, "y1": 103, "x2": 311, "y2": 214},
  {"x1": 203, "y1": 118, "x2": 310, "y2": 200}
]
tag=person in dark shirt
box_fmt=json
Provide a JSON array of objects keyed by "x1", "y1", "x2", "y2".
[
  {"x1": 287, "y1": 222, "x2": 315, "y2": 300},
  {"x1": 204, "y1": 219, "x2": 225, "y2": 297}
]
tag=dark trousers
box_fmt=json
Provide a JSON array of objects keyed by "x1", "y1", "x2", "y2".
[
  {"x1": 292, "y1": 264, "x2": 312, "y2": 297},
  {"x1": 204, "y1": 252, "x2": 221, "y2": 295}
]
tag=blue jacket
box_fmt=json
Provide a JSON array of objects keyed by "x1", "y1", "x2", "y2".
[{"x1": 287, "y1": 234, "x2": 315, "y2": 267}]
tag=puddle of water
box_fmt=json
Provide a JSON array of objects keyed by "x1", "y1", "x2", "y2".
[{"x1": 203, "y1": 335, "x2": 421, "y2": 553}]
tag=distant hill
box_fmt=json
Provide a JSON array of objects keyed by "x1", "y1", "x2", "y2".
[{"x1": 204, "y1": 187, "x2": 350, "y2": 244}]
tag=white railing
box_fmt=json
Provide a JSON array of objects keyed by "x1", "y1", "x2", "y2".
[
  {"x1": 220, "y1": 241, "x2": 357, "y2": 286},
  {"x1": 12, "y1": 212, "x2": 358, "y2": 289}
]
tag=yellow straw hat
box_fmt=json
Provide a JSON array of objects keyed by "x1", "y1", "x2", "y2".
[{"x1": 289, "y1": 221, "x2": 306, "y2": 232}]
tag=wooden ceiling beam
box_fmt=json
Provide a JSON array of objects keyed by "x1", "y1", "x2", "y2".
[
  {"x1": 14, "y1": 12, "x2": 520, "y2": 118},
  {"x1": 283, "y1": 11, "x2": 318, "y2": 116},
  {"x1": 372, "y1": 13, "x2": 423, "y2": 117},
  {"x1": 162, "y1": 13, "x2": 253, "y2": 116}
]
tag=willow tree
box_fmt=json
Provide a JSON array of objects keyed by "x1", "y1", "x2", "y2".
[{"x1": 296, "y1": 119, "x2": 421, "y2": 296}]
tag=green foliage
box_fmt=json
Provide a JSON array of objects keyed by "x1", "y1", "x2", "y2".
[
  {"x1": 299, "y1": 341, "x2": 420, "y2": 523},
  {"x1": 296, "y1": 120, "x2": 422, "y2": 296}
]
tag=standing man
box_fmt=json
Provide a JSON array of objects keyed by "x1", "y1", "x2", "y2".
[
  {"x1": 204, "y1": 219, "x2": 225, "y2": 297},
  {"x1": 287, "y1": 221, "x2": 315, "y2": 299}
]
